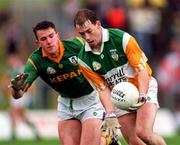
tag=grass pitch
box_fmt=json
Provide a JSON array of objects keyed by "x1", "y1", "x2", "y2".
[{"x1": 0, "y1": 135, "x2": 179, "y2": 145}]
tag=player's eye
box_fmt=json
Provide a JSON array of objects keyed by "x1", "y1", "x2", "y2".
[
  {"x1": 40, "y1": 37, "x2": 47, "y2": 41},
  {"x1": 87, "y1": 30, "x2": 92, "y2": 34},
  {"x1": 49, "y1": 33, "x2": 54, "y2": 38}
]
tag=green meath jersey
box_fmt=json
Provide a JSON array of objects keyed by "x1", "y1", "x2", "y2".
[
  {"x1": 23, "y1": 38, "x2": 93, "y2": 98},
  {"x1": 78, "y1": 28, "x2": 152, "y2": 90}
]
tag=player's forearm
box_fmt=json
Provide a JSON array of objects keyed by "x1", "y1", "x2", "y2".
[
  {"x1": 99, "y1": 87, "x2": 115, "y2": 113},
  {"x1": 138, "y1": 68, "x2": 150, "y2": 94},
  {"x1": 11, "y1": 88, "x2": 24, "y2": 99}
]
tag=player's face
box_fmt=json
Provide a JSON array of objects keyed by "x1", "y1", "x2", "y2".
[
  {"x1": 36, "y1": 27, "x2": 60, "y2": 55},
  {"x1": 76, "y1": 20, "x2": 102, "y2": 48}
]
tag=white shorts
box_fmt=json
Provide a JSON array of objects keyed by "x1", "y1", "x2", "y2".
[
  {"x1": 116, "y1": 77, "x2": 159, "y2": 117},
  {"x1": 57, "y1": 90, "x2": 105, "y2": 122}
]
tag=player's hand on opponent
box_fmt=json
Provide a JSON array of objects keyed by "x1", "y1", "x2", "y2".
[
  {"x1": 128, "y1": 94, "x2": 146, "y2": 111},
  {"x1": 101, "y1": 112, "x2": 120, "y2": 138},
  {"x1": 9, "y1": 73, "x2": 28, "y2": 91}
]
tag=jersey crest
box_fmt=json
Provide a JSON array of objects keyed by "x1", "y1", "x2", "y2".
[
  {"x1": 92, "y1": 61, "x2": 101, "y2": 71},
  {"x1": 68, "y1": 56, "x2": 78, "y2": 65},
  {"x1": 110, "y1": 49, "x2": 119, "y2": 61},
  {"x1": 47, "y1": 66, "x2": 56, "y2": 74}
]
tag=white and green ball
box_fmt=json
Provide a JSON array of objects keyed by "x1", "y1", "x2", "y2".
[{"x1": 111, "y1": 82, "x2": 139, "y2": 110}]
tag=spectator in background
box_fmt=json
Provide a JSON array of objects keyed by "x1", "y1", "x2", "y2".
[
  {"x1": 0, "y1": 10, "x2": 9, "y2": 27},
  {"x1": 170, "y1": 10, "x2": 180, "y2": 39},
  {"x1": 84, "y1": 0, "x2": 109, "y2": 29},
  {"x1": 169, "y1": 0, "x2": 179, "y2": 12},
  {"x1": 157, "y1": 35, "x2": 180, "y2": 130},
  {"x1": 127, "y1": 0, "x2": 162, "y2": 58},
  {"x1": 5, "y1": 16, "x2": 25, "y2": 55},
  {"x1": 3, "y1": 54, "x2": 39, "y2": 140},
  {"x1": 104, "y1": 0, "x2": 127, "y2": 30},
  {"x1": 157, "y1": 36, "x2": 180, "y2": 111},
  {"x1": 84, "y1": 0, "x2": 101, "y2": 14}
]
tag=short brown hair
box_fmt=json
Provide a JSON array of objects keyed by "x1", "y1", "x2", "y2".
[
  {"x1": 74, "y1": 9, "x2": 98, "y2": 27},
  {"x1": 33, "y1": 21, "x2": 56, "y2": 40}
]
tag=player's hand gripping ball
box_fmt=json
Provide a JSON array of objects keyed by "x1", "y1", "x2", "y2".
[{"x1": 111, "y1": 82, "x2": 140, "y2": 110}]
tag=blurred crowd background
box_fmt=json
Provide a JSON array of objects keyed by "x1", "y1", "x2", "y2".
[{"x1": 0, "y1": 0, "x2": 179, "y2": 129}]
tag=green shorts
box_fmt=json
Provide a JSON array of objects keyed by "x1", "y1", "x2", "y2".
[{"x1": 57, "y1": 90, "x2": 105, "y2": 122}]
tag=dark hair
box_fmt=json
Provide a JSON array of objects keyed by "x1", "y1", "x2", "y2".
[
  {"x1": 33, "y1": 20, "x2": 56, "y2": 40},
  {"x1": 74, "y1": 9, "x2": 98, "y2": 27}
]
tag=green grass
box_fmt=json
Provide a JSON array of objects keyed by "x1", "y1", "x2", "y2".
[
  {"x1": 0, "y1": 135, "x2": 180, "y2": 145},
  {"x1": 0, "y1": 139, "x2": 59, "y2": 145},
  {"x1": 164, "y1": 135, "x2": 180, "y2": 145}
]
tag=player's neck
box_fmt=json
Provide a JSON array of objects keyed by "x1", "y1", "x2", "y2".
[
  {"x1": 92, "y1": 42, "x2": 102, "y2": 52},
  {"x1": 50, "y1": 50, "x2": 60, "y2": 58},
  {"x1": 92, "y1": 30, "x2": 102, "y2": 52}
]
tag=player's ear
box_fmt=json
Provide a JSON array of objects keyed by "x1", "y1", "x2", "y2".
[
  {"x1": 57, "y1": 32, "x2": 60, "y2": 39},
  {"x1": 35, "y1": 40, "x2": 40, "y2": 47},
  {"x1": 96, "y1": 20, "x2": 101, "y2": 28}
]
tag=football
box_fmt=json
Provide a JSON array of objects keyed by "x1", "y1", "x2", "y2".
[{"x1": 111, "y1": 82, "x2": 139, "y2": 110}]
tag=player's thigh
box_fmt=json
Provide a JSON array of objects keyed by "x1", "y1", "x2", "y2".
[
  {"x1": 118, "y1": 112, "x2": 137, "y2": 140},
  {"x1": 136, "y1": 103, "x2": 158, "y2": 131},
  {"x1": 80, "y1": 118, "x2": 102, "y2": 145},
  {"x1": 58, "y1": 119, "x2": 81, "y2": 145}
]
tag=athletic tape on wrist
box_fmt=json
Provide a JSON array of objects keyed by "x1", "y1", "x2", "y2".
[
  {"x1": 105, "y1": 112, "x2": 116, "y2": 118},
  {"x1": 139, "y1": 92, "x2": 146, "y2": 98}
]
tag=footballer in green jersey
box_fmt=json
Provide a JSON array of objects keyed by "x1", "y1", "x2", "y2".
[
  {"x1": 23, "y1": 38, "x2": 93, "y2": 98},
  {"x1": 74, "y1": 9, "x2": 167, "y2": 145},
  {"x1": 9, "y1": 20, "x2": 106, "y2": 145}
]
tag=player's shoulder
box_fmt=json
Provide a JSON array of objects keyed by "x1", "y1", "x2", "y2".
[
  {"x1": 28, "y1": 47, "x2": 42, "y2": 62},
  {"x1": 78, "y1": 42, "x2": 88, "y2": 61},
  {"x1": 61, "y1": 37, "x2": 85, "y2": 54},
  {"x1": 108, "y1": 28, "x2": 126, "y2": 38},
  {"x1": 24, "y1": 48, "x2": 42, "y2": 71},
  {"x1": 29, "y1": 47, "x2": 41, "y2": 57},
  {"x1": 62, "y1": 37, "x2": 85, "y2": 48}
]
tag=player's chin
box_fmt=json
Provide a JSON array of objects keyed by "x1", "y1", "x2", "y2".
[
  {"x1": 47, "y1": 47, "x2": 57, "y2": 53},
  {"x1": 89, "y1": 41, "x2": 96, "y2": 47}
]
